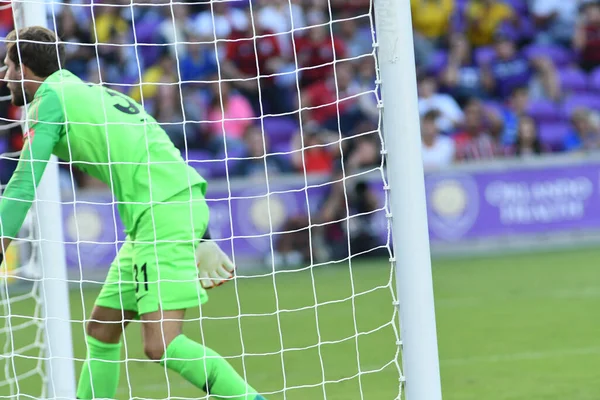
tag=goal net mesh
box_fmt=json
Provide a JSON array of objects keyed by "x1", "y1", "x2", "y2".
[{"x1": 0, "y1": 0, "x2": 403, "y2": 398}]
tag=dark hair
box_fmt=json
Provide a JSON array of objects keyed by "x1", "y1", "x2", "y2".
[
  {"x1": 423, "y1": 109, "x2": 440, "y2": 121},
  {"x1": 510, "y1": 86, "x2": 528, "y2": 98},
  {"x1": 6, "y1": 26, "x2": 64, "y2": 77},
  {"x1": 516, "y1": 116, "x2": 543, "y2": 155}
]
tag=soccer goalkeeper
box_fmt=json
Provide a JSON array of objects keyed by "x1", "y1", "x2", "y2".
[{"x1": 0, "y1": 26, "x2": 265, "y2": 400}]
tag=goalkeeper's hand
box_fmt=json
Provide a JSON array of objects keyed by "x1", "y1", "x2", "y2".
[{"x1": 196, "y1": 240, "x2": 235, "y2": 289}]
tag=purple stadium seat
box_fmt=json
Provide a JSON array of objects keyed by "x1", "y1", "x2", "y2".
[
  {"x1": 558, "y1": 67, "x2": 588, "y2": 93},
  {"x1": 523, "y1": 45, "x2": 575, "y2": 67},
  {"x1": 262, "y1": 117, "x2": 299, "y2": 147},
  {"x1": 271, "y1": 142, "x2": 293, "y2": 162},
  {"x1": 426, "y1": 49, "x2": 448, "y2": 75},
  {"x1": 184, "y1": 150, "x2": 215, "y2": 178},
  {"x1": 526, "y1": 100, "x2": 565, "y2": 123},
  {"x1": 589, "y1": 67, "x2": 600, "y2": 91},
  {"x1": 475, "y1": 46, "x2": 496, "y2": 66},
  {"x1": 517, "y1": 17, "x2": 535, "y2": 41},
  {"x1": 538, "y1": 122, "x2": 571, "y2": 150},
  {"x1": 563, "y1": 94, "x2": 600, "y2": 115},
  {"x1": 183, "y1": 149, "x2": 213, "y2": 161},
  {"x1": 497, "y1": 22, "x2": 520, "y2": 42},
  {"x1": 504, "y1": 0, "x2": 528, "y2": 14},
  {"x1": 271, "y1": 141, "x2": 292, "y2": 155}
]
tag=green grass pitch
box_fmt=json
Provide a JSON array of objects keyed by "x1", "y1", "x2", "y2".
[{"x1": 2, "y1": 247, "x2": 600, "y2": 399}]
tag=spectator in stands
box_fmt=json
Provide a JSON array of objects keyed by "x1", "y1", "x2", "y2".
[
  {"x1": 257, "y1": 0, "x2": 306, "y2": 59},
  {"x1": 94, "y1": 25, "x2": 138, "y2": 86},
  {"x1": 92, "y1": 2, "x2": 129, "y2": 44},
  {"x1": 232, "y1": 125, "x2": 291, "y2": 177},
  {"x1": 454, "y1": 98, "x2": 500, "y2": 161},
  {"x1": 337, "y1": 12, "x2": 373, "y2": 58},
  {"x1": 204, "y1": 75, "x2": 255, "y2": 153},
  {"x1": 179, "y1": 31, "x2": 218, "y2": 84},
  {"x1": 355, "y1": 57, "x2": 380, "y2": 122},
  {"x1": 421, "y1": 110, "x2": 456, "y2": 171},
  {"x1": 58, "y1": 7, "x2": 92, "y2": 79},
  {"x1": 291, "y1": 122, "x2": 337, "y2": 175},
  {"x1": 0, "y1": 1, "x2": 12, "y2": 38},
  {"x1": 157, "y1": 2, "x2": 190, "y2": 58},
  {"x1": 465, "y1": 0, "x2": 517, "y2": 47},
  {"x1": 488, "y1": 86, "x2": 530, "y2": 146},
  {"x1": 129, "y1": 50, "x2": 177, "y2": 103},
  {"x1": 531, "y1": 0, "x2": 579, "y2": 47},
  {"x1": 331, "y1": 0, "x2": 371, "y2": 14},
  {"x1": 343, "y1": 121, "x2": 381, "y2": 172},
  {"x1": 301, "y1": 62, "x2": 363, "y2": 134},
  {"x1": 190, "y1": 1, "x2": 248, "y2": 40},
  {"x1": 221, "y1": 8, "x2": 289, "y2": 114},
  {"x1": 411, "y1": 0, "x2": 454, "y2": 43},
  {"x1": 574, "y1": 2, "x2": 600, "y2": 73},
  {"x1": 441, "y1": 33, "x2": 487, "y2": 106},
  {"x1": 153, "y1": 84, "x2": 203, "y2": 149},
  {"x1": 410, "y1": 0, "x2": 455, "y2": 69},
  {"x1": 317, "y1": 178, "x2": 383, "y2": 261},
  {"x1": 481, "y1": 34, "x2": 560, "y2": 101},
  {"x1": 418, "y1": 74, "x2": 464, "y2": 133},
  {"x1": 563, "y1": 107, "x2": 600, "y2": 152},
  {"x1": 505, "y1": 116, "x2": 548, "y2": 158},
  {"x1": 295, "y1": 11, "x2": 347, "y2": 87}
]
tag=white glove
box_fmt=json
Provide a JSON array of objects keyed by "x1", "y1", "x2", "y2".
[{"x1": 196, "y1": 240, "x2": 235, "y2": 289}]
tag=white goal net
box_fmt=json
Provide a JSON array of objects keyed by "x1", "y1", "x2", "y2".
[{"x1": 0, "y1": 0, "x2": 406, "y2": 398}]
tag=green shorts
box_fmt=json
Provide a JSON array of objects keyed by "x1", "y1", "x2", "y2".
[{"x1": 95, "y1": 185, "x2": 210, "y2": 316}]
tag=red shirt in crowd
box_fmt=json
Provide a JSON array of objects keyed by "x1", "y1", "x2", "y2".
[
  {"x1": 582, "y1": 25, "x2": 600, "y2": 69},
  {"x1": 303, "y1": 79, "x2": 355, "y2": 124},
  {"x1": 453, "y1": 131, "x2": 499, "y2": 161},
  {"x1": 0, "y1": 2, "x2": 12, "y2": 32},
  {"x1": 294, "y1": 33, "x2": 346, "y2": 87},
  {"x1": 226, "y1": 29, "x2": 280, "y2": 81}
]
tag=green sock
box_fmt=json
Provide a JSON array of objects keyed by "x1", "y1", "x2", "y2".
[
  {"x1": 76, "y1": 335, "x2": 122, "y2": 399},
  {"x1": 161, "y1": 334, "x2": 260, "y2": 400}
]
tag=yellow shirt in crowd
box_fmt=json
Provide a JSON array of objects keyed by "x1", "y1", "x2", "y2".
[
  {"x1": 93, "y1": 13, "x2": 128, "y2": 44},
  {"x1": 411, "y1": 0, "x2": 455, "y2": 39},
  {"x1": 129, "y1": 65, "x2": 167, "y2": 103},
  {"x1": 466, "y1": 1, "x2": 514, "y2": 47}
]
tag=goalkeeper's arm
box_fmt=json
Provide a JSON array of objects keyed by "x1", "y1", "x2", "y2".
[
  {"x1": 0, "y1": 94, "x2": 63, "y2": 258},
  {"x1": 196, "y1": 228, "x2": 235, "y2": 289}
]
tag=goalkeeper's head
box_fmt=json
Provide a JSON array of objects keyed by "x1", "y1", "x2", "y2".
[{"x1": 2, "y1": 26, "x2": 65, "y2": 106}]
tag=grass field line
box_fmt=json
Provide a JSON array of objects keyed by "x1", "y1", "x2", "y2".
[
  {"x1": 442, "y1": 345, "x2": 600, "y2": 366},
  {"x1": 113, "y1": 346, "x2": 600, "y2": 395}
]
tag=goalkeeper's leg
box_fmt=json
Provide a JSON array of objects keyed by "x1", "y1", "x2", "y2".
[
  {"x1": 135, "y1": 186, "x2": 264, "y2": 399},
  {"x1": 141, "y1": 309, "x2": 264, "y2": 400},
  {"x1": 77, "y1": 239, "x2": 139, "y2": 399},
  {"x1": 76, "y1": 306, "x2": 136, "y2": 399}
]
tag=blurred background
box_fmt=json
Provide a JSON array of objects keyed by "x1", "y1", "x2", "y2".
[
  {"x1": 2, "y1": 0, "x2": 600, "y2": 267},
  {"x1": 1, "y1": 2, "x2": 600, "y2": 400}
]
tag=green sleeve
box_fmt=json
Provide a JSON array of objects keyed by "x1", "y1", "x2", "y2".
[{"x1": 0, "y1": 90, "x2": 64, "y2": 238}]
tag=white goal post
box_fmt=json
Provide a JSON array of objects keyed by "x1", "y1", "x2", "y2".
[
  {"x1": 6, "y1": 1, "x2": 77, "y2": 399},
  {"x1": 1, "y1": 0, "x2": 441, "y2": 399},
  {"x1": 373, "y1": 1, "x2": 442, "y2": 399}
]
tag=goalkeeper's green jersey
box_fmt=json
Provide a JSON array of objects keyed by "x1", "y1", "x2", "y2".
[{"x1": 0, "y1": 69, "x2": 206, "y2": 238}]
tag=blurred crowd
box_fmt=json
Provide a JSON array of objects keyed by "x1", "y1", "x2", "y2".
[
  {"x1": 2, "y1": 0, "x2": 600, "y2": 262},
  {"x1": 0, "y1": 0, "x2": 380, "y2": 189},
  {"x1": 416, "y1": 0, "x2": 600, "y2": 171}
]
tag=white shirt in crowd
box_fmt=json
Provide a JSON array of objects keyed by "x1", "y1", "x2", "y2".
[
  {"x1": 530, "y1": 0, "x2": 579, "y2": 25},
  {"x1": 422, "y1": 135, "x2": 456, "y2": 171},
  {"x1": 418, "y1": 94, "x2": 464, "y2": 133}
]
